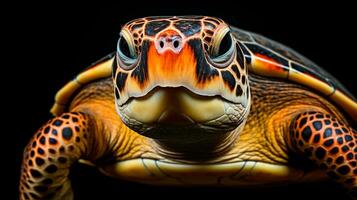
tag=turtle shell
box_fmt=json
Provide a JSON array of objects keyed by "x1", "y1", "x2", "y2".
[
  {"x1": 50, "y1": 53, "x2": 115, "y2": 115},
  {"x1": 231, "y1": 26, "x2": 357, "y2": 121}
]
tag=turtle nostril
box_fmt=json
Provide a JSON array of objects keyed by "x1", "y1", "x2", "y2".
[
  {"x1": 160, "y1": 41, "x2": 164, "y2": 48},
  {"x1": 173, "y1": 40, "x2": 179, "y2": 49}
]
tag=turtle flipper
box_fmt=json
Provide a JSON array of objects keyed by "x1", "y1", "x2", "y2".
[
  {"x1": 19, "y1": 112, "x2": 103, "y2": 200},
  {"x1": 288, "y1": 111, "x2": 357, "y2": 197}
]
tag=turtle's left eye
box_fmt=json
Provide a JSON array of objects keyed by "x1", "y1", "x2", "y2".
[
  {"x1": 117, "y1": 32, "x2": 138, "y2": 70},
  {"x1": 208, "y1": 28, "x2": 235, "y2": 68}
]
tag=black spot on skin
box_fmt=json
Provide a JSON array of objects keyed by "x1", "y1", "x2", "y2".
[
  {"x1": 174, "y1": 20, "x2": 201, "y2": 36},
  {"x1": 145, "y1": 20, "x2": 170, "y2": 36},
  {"x1": 301, "y1": 126, "x2": 312, "y2": 142},
  {"x1": 62, "y1": 114, "x2": 70, "y2": 119},
  {"x1": 68, "y1": 145, "x2": 74, "y2": 151},
  {"x1": 42, "y1": 178, "x2": 53, "y2": 185},
  {"x1": 324, "y1": 120, "x2": 331, "y2": 125},
  {"x1": 350, "y1": 161, "x2": 357, "y2": 167},
  {"x1": 59, "y1": 146, "x2": 65, "y2": 153},
  {"x1": 312, "y1": 121, "x2": 322, "y2": 131},
  {"x1": 335, "y1": 129, "x2": 343, "y2": 135},
  {"x1": 221, "y1": 71, "x2": 236, "y2": 91},
  {"x1": 315, "y1": 147, "x2": 326, "y2": 159},
  {"x1": 298, "y1": 140, "x2": 304, "y2": 147},
  {"x1": 336, "y1": 156, "x2": 344, "y2": 164},
  {"x1": 299, "y1": 117, "x2": 307, "y2": 128},
  {"x1": 38, "y1": 147, "x2": 44, "y2": 155},
  {"x1": 34, "y1": 185, "x2": 47, "y2": 193},
  {"x1": 116, "y1": 72, "x2": 128, "y2": 92},
  {"x1": 342, "y1": 127, "x2": 349, "y2": 133},
  {"x1": 313, "y1": 134, "x2": 320, "y2": 143},
  {"x1": 323, "y1": 128, "x2": 332, "y2": 138},
  {"x1": 39, "y1": 136, "x2": 46, "y2": 145},
  {"x1": 333, "y1": 123, "x2": 339, "y2": 127},
  {"x1": 75, "y1": 126, "x2": 80, "y2": 132},
  {"x1": 52, "y1": 129, "x2": 58, "y2": 136},
  {"x1": 44, "y1": 126, "x2": 50, "y2": 134},
  {"x1": 28, "y1": 160, "x2": 33, "y2": 166},
  {"x1": 72, "y1": 117, "x2": 79, "y2": 123},
  {"x1": 231, "y1": 65, "x2": 241, "y2": 79},
  {"x1": 49, "y1": 149, "x2": 56, "y2": 154},
  {"x1": 204, "y1": 36, "x2": 212, "y2": 43},
  {"x1": 329, "y1": 147, "x2": 339, "y2": 154},
  {"x1": 354, "y1": 169, "x2": 357, "y2": 175},
  {"x1": 337, "y1": 165, "x2": 350, "y2": 175},
  {"x1": 337, "y1": 137, "x2": 344, "y2": 144},
  {"x1": 30, "y1": 150, "x2": 35, "y2": 157},
  {"x1": 345, "y1": 135, "x2": 353, "y2": 142},
  {"x1": 316, "y1": 114, "x2": 324, "y2": 119},
  {"x1": 115, "y1": 89, "x2": 120, "y2": 100},
  {"x1": 32, "y1": 141, "x2": 37, "y2": 148},
  {"x1": 236, "y1": 85, "x2": 243, "y2": 96},
  {"x1": 347, "y1": 152, "x2": 354, "y2": 160},
  {"x1": 49, "y1": 138, "x2": 57, "y2": 145},
  {"x1": 53, "y1": 120, "x2": 63, "y2": 126},
  {"x1": 242, "y1": 75, "x2": 246, "y2": 85},
  {"x1": 342, "y1": 145, "x2": 349, "y2": 152},
  {"x1": 131, "y1": 41, "x2": 150, "y2": 84},
  {"x1": 30, "y1": 169, "x2": 42, "y2": 178},
  {"x1": 58, "y1": 157, "x2": 67, "y2": 164},
  {"x1": 35, "y1": 157, "x2": 45, "y2": 166},
  {"x1": 75, "y1": 137, "x2": 80, "y2": 143},
  {"x1": 62, "y1": 127, "x2": 73, "y2": 140},
  {"x1": 323, "y1": 139, "x2": 334, "y2": 147},
  {"x1": 45, "y1": 164, "x2": 58, "y2": 173},
  {"x1": 189, "y1": 39, "x2": 219, "y2": 83}
]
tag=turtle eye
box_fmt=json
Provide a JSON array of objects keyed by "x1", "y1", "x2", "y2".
[
  {"x1": 208, "y1": 29, "x2": 235, "y2": 68},
  {"x1": 117, "y1": 32, "x2": 138, "y2": 70}
]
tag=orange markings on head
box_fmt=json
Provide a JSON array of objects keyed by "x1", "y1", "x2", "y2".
[{"x1": 147, "y1": 41, "x2": 196, "y2": 80}]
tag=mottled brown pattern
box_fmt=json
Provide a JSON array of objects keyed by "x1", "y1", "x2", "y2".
[{"x1": 290, "y1": 111, "x2": 357, "y2": 187}]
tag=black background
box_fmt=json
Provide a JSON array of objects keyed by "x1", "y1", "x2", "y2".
[{"x1": 11, "y1": 2, "x2": 355, "y2": 200}]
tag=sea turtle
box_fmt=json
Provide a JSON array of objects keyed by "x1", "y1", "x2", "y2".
[{"x1": 19, "y1": 16, "x2": 357, "y2": 199}]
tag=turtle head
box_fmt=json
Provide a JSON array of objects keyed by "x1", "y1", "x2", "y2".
[{"x1": 113, "y1": 16, "x2": 250, "y2": 142}]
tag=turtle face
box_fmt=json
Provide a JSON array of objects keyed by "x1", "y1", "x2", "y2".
[{"x1": 113, "y1": 16, "x2": 250, "y2": 141}]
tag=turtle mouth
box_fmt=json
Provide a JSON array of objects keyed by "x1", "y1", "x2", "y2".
[
  {"x1": 119, "y1": 84, "x2": 237, "y2": 107},
  {"x1": 116, "y1": 86, "x2": 250, "y2": 141},
  {"x1": 118, "y1": 86, "x2": 230, "y2": 124}
]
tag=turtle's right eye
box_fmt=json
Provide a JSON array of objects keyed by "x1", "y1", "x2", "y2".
[{"x1": 117, "y1": 31, "x2": 138, "y2": 70}]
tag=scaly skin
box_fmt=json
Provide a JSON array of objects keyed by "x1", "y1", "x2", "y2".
[
  {"x1": 20, "y1": 74, "x2": 356, "y2": 199},
  {"x1": 19, "y1": 16, "x2": 357, "y2": 199}
]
